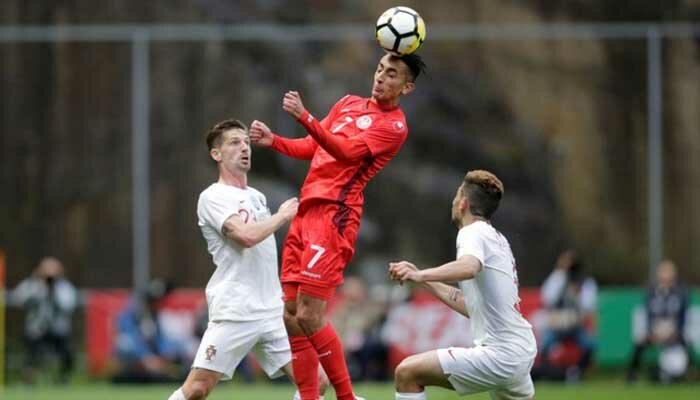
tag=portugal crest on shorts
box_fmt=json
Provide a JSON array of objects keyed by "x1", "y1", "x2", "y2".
[{"x1": 205, "y1": 344, "x2": 217, "y2": 361}]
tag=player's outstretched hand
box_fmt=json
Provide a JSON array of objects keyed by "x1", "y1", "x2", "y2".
[
  {"x1": 250, "y1": 120, "x2": 273, "y2": 147},
  {"x1": 278, "y1": 197, "x2": 299, "y2": 221},
  {"x1": 282, "y1": 91, "x2": 307, "y2": 120},
  {"x1": 389, "y1": 261, "x2": 423, "y2": 284}
]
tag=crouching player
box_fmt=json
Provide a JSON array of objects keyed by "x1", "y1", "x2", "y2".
[{"x1": 389, "y1": 170, "x2": 537, "y2": 400}]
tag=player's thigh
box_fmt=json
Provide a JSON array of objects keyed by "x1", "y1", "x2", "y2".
[
  {"x1": 193, "y1": 321, "x2": 258, "y2": 380},
  {"x1": 297, "y1": 291, "x2": 329, "y2": 319},
  {"x1": 396, "y1": 350, "x2": 454, "y2": 390},
  {"x1": 436, "y1": 346, "x2": 505, "y2": 396},
  {"x1": 252, "y1": 317, "x2": 293, "y2": 379},
  {"x1": 298, "y1": 205, "x2": 359, "y2": 286},
  {"x1": 281, "y1": 215, "x2": 304, "y2": 276}
]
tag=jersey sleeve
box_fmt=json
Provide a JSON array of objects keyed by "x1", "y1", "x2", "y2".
[
  {"x1": 270, "y1": 134, "x2": 318, "y2": 160},
  {"x1": 362, "y1": 118, "x2": 408, "y2": 157},
  {"x1": 271, "y1": 96, "x2": 350, "y2": 160},
  {"x1": 198, "y1": 188, "x2": 242, "y2": 235},
  {"x1": 456, "y1": 226, "x2": 486, "y2": 267},
  {"x1": 298, "y1": 110, "x2": 371, "y2": 162}
]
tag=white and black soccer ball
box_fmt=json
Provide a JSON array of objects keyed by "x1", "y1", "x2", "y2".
[{"x1": 375, "y1": 6, "x2": 426, "y2": 56}]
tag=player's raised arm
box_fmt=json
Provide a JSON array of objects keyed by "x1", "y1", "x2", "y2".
[
  {"x1": 222, "y1": 197, "x2": 298, "y2": 248},
  {"x1": 391, "y1": 256, "x2": 482, "y2": 284},
  {"x1": 282, "y1": 91, "x2": 372, "y2": 162},
  {"x1": 388, "y1": 261, "x2": 470, "y2": 317},
  {"x1": 250, "y1": 119, "x2": 318, "y2": 160}
]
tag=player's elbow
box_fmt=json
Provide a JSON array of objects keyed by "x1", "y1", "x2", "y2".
[
  {"x1": 462, "y1": 270, "x2": 477, "y2": 280},
  {"x1": 325, "y1": 146, "x2": 367, "y2": 163},
  {"x1": 328, "y1": 150, "x2": 355, "y2": 163},
  {"x1": 236, "y1": 234, "x2": 258, "y2": 248},
  {"x1": 457, "y1": 267, "x2": 477, "y2": 281},
  {"x1": 224, "y1": 227, "x2": 258, "y2": 248},
  {"x1": 238, "y1": 239, "x2": 255, "y2": 248}
]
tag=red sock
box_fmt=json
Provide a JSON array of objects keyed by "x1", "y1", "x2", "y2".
[
  {"x1": 308, "y1": 324, "x2": 354, "y2": 400},
  {"x1": 290, "y1": 335, "x2": 320, "y2": 400}
]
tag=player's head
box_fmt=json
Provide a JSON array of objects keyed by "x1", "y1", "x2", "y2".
[
  {"x1": 371, "y1": 53, "x2": 426, "y2": 106},
  {"x1": 452, "y1": 170, "x2": 504, "y2": 226},
  {"x1": 556, "y1": 249, "x2": 584, "y2": 281},
  {"x1": 656, "y1": 259, "x2": 677, "y2": 288},
  {"x1": 400, "y1": 53, "x2": 427, "y2": 82},
  {"x1": 36, "y1": 256, "x2": 64, "y2": 283},
  {"x1": 206, "y1": 119, "x2": 251, "y2": 173},
  {"x1": 145, "y1": 278, "x2": 172, "y2": 310}
]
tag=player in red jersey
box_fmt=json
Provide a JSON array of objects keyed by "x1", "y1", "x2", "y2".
[{"x1": 250, "y1": 53, "x2": 425, "y2": 400}]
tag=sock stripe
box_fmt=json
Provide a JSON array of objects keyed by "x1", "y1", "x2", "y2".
[{"x1": 395, "y1": 391, "x2": 427, "y2": 400}]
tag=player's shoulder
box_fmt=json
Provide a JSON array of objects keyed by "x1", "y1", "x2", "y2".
[
  {"x1": 458, "y1": 221, "x2": 491, "y2": 239},
  {"x1": 199, "y1": 183, "x2": 244, "y2": 203},
  {"x1": 457, "y1": 224, "x2": 476, "y2": 239},
  {"x1": 340, "y1": 94, "x2": 363, "y2": 103},
  {"x1": 378, "y1": 108, "x2": 407, "y2": 134},
  {"x1": 334, "y1": 94, "x2": 364, "y2": 110},
  {"x1": 246, "y1": 185, "x2": 267, "y2": 200},
  {"x1": 198, "y1": 183, "x2": 219, "y2": 201}
]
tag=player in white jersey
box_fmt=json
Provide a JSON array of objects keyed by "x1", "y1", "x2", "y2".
[
  {"x1": 388, "y1": 170, "x2": 537, "y2": 400},
  {"x1": 168, "y1": 119, "x2": 327, "y2": 400}
]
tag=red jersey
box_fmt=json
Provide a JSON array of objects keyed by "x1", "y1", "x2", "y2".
[{"x1": 271, "y1": 95, "x2": 408, "y2": 213}]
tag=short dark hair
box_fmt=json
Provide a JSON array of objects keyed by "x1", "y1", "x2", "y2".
[
  {"x1": 461, "y1": 170, "x2": 504, "y2": 219},
  {"x1": 395, "y1": 53, "x2": 426, "y2": 82},
  {"x1": 206, "y1": 119, "x2": 248, "y2": 151}
]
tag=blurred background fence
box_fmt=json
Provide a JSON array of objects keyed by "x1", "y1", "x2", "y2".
[{"x1": 2, "y1": 21, "x2": 699, "y2": 289}]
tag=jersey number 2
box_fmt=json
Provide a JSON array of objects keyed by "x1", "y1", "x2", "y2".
[{"x1": 307, "y1": 244, "x2": 326, "y2": 269}]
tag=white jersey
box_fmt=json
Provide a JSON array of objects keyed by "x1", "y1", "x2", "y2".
[
  {"x1": 456, "y1": 221, "x2": 536, "y2": 359},
  {"x1": 197, "y1": 183, "x2": 283, "y2": 322}
]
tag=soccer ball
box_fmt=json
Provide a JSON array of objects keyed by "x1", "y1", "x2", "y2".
[{"x1": 375, "y1": 6, "x2": 426, "y2": 56}]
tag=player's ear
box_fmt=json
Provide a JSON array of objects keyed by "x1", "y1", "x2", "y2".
[
  {"x1": 460, "y1": 196, "x2": 469, "y2": 213},
  {"x1": 210, "y1": 148, "x2": 222, "y2": 162},
  {"x1": 401, "y1": 81, "x2": 415, "y2": 96}
]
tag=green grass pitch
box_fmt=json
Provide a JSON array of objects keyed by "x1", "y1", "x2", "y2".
[{"x1": 4, "y1": 381, "x2": 700, "y2": 400}]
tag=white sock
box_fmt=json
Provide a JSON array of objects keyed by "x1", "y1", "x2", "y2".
[
  {"x1": 292, "y1": 390, "x2": 325, "y2": 400},
  {"x1": 168, "y1": 387, "x2": 187, "y2": 400},
  {"x1": 395, "y1": 391, "x2": 427, "y2": 400}
]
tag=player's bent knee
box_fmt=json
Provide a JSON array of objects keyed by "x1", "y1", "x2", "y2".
[
  {"x1": 185, "y1": 380, "x2": 213, "y2": 400},
  {"x1": 394, "y1": 358, "x2": 418, "y2": 385},
  {"x1": 296, "y1": 309, "x2": 323, "y2": 333}
]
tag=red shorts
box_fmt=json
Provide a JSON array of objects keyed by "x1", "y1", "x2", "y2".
[
  {"x1": 282, "y1": 282, "x2": 335, "y2": 302},
  {"x1": 280, "y1": 202, "x2": 360, "y2": 293}
]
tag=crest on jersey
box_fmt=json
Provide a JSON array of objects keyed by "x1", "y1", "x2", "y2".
[
  {"x1": 393, "y1": 121, "x2": 405, "y2": 132},
  {"x1": 205, "y1": 344, "x2": 217, "y2": 361},
  {"x1": 356, "y1": 115, "x2": 373, "y2": 129}
]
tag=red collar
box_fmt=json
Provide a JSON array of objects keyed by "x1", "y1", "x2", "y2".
[{"x1": 367, "y1": 98, "x2": 399, "y2": 112}]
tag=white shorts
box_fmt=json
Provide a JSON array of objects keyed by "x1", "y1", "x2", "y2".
[
  {"x1": 437, "y1": 346, "x2": 535, "y2": 400},
  {"x1": 192, "y1": 316, "x2": 291, "y2": 380}
]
